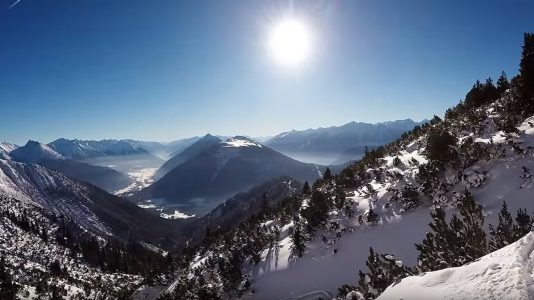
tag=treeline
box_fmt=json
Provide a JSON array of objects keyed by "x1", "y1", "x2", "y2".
[{"x1": 55, "y1": 218, "x2": 168, "y2": 277}]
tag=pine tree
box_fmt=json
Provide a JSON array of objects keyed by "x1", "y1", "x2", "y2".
[
  {"x1": 301, "y1": 190, "x2": 330, "y2": 230},
  {"x1": 458, "y1": 190, "x2": 487, "y2": 262},
  {"x1": 323, "y1": 167, "x2": 332, "y2": 180},
  {"x1": 302, "y1": 181, "x2": 310, "y2": 195},
  {"x1": 489, "y1": 201, "x2": 514, "y2": 251},
  {"x1": 513, "y1": 208, "x2": 532, "y2": 239},
  {"x1": 290, "y1": 219, "x2": 306, "y2": 258},
  {"x1": 0, "y1": 256, "x2": 18, "y2": 300},
  {"x1": 496, "y1": 71, "x2": 510, "y2": 95},
  {"x1": 366, "y1": 209, "x2": 378, "y2": 225},
  {"x1": 520, "y1": 33, "x2": 534, "y2": 113},
  {"x1": 356, "y1": 248, "x2": 413, "y2": 298},
  {"x1": 415, "y1": 208, "x2": 461, "y2": 271}
]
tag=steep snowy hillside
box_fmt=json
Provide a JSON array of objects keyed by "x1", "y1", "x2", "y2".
[
  {"x1": 0, "y1": 158, "x2": 186, "y2": 246},
  {"x1": 135, "y1": 136, "x2": 324, "y2": 216},
  {"x1": 0, "y1": 142, "x2": 18, "y2": 159},
  {"x1": 377, "y1": 232, "x2": 534, "y2": 300},
  {"x1": 265, "y1": 119, "x2": 426, "y2": 165}
]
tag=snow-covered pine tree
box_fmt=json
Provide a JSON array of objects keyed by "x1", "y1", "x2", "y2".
[
  {"x1": 458, "y1": 190, "x2": 487, "y2": 262},
  {"x1": 513, "y1": 208, "x2": 533, "y2": 239},
  {"x1": 290, "y1": 218, "x2": 306, "y2": 258},
  {"x1": 0, "y1": 256, "x2": 18, "y2": 300},
  {"x1": 415, "y1": 207, "x2": 461, "y2": 271},
  {"x1": 352, "y1": 248, "x2": 413, "y2": 299},
  {"x1": 489, "y1": 201, "x2": 514, "y2": 251}
]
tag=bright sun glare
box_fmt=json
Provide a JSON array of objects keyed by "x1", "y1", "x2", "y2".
[{"x1": 269, "y1": 19, "x2": 312, "y2": 68}]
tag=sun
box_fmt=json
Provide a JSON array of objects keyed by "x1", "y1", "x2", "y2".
[{"x1": 268, "y1": 18, "x2": 313, "y2": 68}]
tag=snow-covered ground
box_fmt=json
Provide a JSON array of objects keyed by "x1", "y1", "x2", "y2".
[
  {"x1": 244, "y1": 113, "x2": 534, "y2": 299},
  {"x1": 378, "y1": 232, "x2": 534, "y2": 300}
]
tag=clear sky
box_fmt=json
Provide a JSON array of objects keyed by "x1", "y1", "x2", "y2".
[{"x1": 1, "y1": 0, "x2": 533, "y2": 145}]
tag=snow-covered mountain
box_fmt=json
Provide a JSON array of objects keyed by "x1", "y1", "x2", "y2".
[
  {"x1": 8, "y1": 140, "x2": 133, "y2": 192},
  {"x1": 134, "y1": 136, "x2": 324, "y2": 216},
  {"x1": 48, "y1": 138, "x2": 150, "y2": 159},
  {"x1": 265, "y1": 119, "x2": 427, "y2": 165},
  {"x1": 10, "y1": 140, "x2": 65, "y2": 163},
  {"x1": 0, "y1": 142, "x2": 18, "y2": 159},
  {"x1": 156, "y1": 134, "x2": 222, "y2": 178},
  {"x1": 378, "y1": 232, "x2": 534, "y2": 300},
  {"x1": 0, "y1": 157, "x2": 188, "y2": 297},
  {"x1": 0, "y1": 158, "x2": 185, "y2": 245}
]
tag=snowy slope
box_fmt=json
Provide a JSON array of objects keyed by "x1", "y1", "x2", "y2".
[
  {"x1": 0, "y1": 142, "x2": 18, "y2": 159},
  {"x1": 244, "y1": 109, "x2": 534, "y2": 299},
  {"x1": 48, "y1": 138, "x2": 150, "y2": 159},
  {"x1": 378, "y1": 232, "x2": 534, "y2": 300}
]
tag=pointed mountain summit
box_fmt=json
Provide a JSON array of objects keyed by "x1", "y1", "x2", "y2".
[{"x1": 156, "y1": 134, "x2": 222, "y2": 178}]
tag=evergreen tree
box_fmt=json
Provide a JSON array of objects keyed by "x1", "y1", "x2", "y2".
[
  {"x1": 301, "y1": 190, "x2": 330, "y2": 230},
  {"x1": 302, "y1": 181, "x2": 310, "y2": 195},
  {"x1": 426, "y1": 130, "x2": 457, "y2": 162},
  {"x1": 489, "y1": 201, "x2": 514, "y2": 251},
  {"x1": 415, "y1": 208, "x2": 461, "y2": 271},
  {"x1": 366, "y1": 209, "x2": 378, "y2": 225},
  {"x1": 355, "y1": 248, "x2": 413, "y2": 299},
  {"x1": 520, "y1": 33, "x2": 534, "y2": 113},
  {"x1": 496, "y1": 71, "x2": 510, "y2": 95},
  {"x1": 513, "y1": 208, "x2": 532, "y2": 238},
  {"x1": 0, "y1": 256, "x2": 18, "y2": 300},
  {"x1": 290, "y1": 219, "x2": 306, "y2": 258},
  {"x1": 323, "y1": 167, "x2": 332, "y2": 180},
  {"x1": 458, "y1": 190, "x2": 487, "y2": 262}
]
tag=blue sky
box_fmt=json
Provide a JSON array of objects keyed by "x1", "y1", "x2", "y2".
[{"x1": 1, "y1": 0, "x2": 533, "y2": 145}]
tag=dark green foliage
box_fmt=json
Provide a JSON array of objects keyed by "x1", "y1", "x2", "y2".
[
  {"x1": 425, "y1": 130, "x2": 457, "y2": 162},
  {"x1": 496, "y1": 71, "x2": 510, "y2": 95},
  {"x1": 302, "y1": 190, "x2": 331, "y2": 230},
  {"x1": 416, "y1": 207, "x2": 461, "y2": 271},
  {"x1": 366, "y1": 209, "x2": 378, "y2": 225},
  {"x1": 514, "y1": 208, "x2": 532, "y2": 237},
  {"x1": 392, "y1": 156, "x2": 403, "y2": 167},
  {"x1": 519, "y1": 33, "x2": 534, "y2": 113},
  {"x1": 400, "y1": 184, "x2": 419, "y2": 209},
  {"x1": 0, "y1": 256, "x2": 18, "y2": 300},
  {"x1": 489, "y1": 201, "x2": 514, "y2": 251},
  {"x1": 459, "y1": 190, "x2": 487, "y2": 262},
  {"x1": 49, "y1": 260, "x2": 63, "y2": 277},
  {"x1": 323, "y1": 168, "x2": 332, "y2": 180},
  {"x1": 302, "y1": 181, "x2": 311, "y2": 195},
  {"x1": 348, "y1": 248, "x2": 413, "y2": 299},
  {"x1": 290, "y1": 219, "x2": 306, "y2": 258},
  {"x1": 416, "y1": 191, "x2": 487, "y2": 272},
  {"x1": 55, "y1": 219, "x2": 167, "y2": 276},
  {"x1": 464, "y1": 78, "x2": 498, "y2": 108}
]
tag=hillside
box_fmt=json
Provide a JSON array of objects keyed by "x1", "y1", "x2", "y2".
[{"x1": 157, "y1": 34, "x2": 534, "y2": 300}]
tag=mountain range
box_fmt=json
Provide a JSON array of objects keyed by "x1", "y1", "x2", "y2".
[{"x1": 265, "y1": 118, "x2": 427, "y2": 164}]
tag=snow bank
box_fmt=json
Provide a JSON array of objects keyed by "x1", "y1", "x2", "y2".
[{"x1": 378, "y1": 232, "x2": 534, "y2": 300}]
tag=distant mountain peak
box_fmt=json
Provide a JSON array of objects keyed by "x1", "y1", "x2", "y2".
[
  {"x1": 223, "y1": 136, "x2": 263, "y2": 148},
  {"x1": 10, "y1": 140, "x2": 65, "y2": 163}
]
